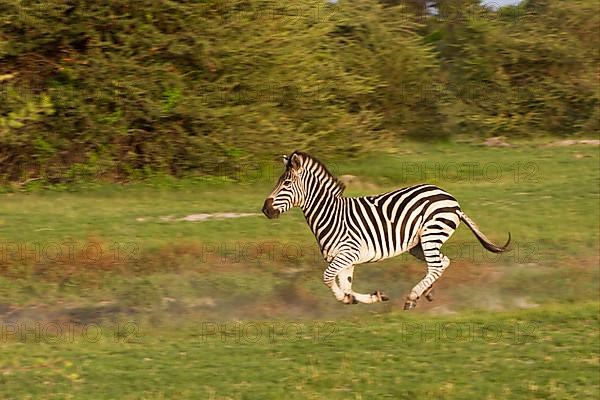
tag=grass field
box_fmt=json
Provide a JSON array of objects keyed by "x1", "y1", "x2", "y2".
[
  {"x1": 0, "y1": 140, "x2": 598, "y2": 398},
  {"x1": 0, "y1": 303, "x2": 597, "y2": 399}
]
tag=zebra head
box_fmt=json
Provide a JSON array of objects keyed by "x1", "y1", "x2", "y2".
[{"x1": 262, "y1": 152, "x2": 306, "y2": 219}]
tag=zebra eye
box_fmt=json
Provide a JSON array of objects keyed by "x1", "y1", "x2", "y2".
[{"x1": 283, "y1": 179, "x2": 292, "y2": 186}]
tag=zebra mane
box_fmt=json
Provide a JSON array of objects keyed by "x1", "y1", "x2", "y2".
[{"x1": 288, "y1": 151, "x2": 346, "y2": 195}]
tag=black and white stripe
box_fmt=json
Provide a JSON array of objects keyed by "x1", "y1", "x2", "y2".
[{"x1": 262, "y1": 151, "x2": 510, "y2": 309}]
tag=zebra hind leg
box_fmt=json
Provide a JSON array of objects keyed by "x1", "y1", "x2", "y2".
[
  {"x1": 407, "y1": 243, "x2": 436, "y2": 303},
  {"x1": 404, "y1": 225, "x2": 453, "y2": 310},
  {"x1": 404, "y1": 251, "x2": 450, "y2": 310},
  {"x1": 423, "y1": 286, "x2": 435, "y2": 302}
]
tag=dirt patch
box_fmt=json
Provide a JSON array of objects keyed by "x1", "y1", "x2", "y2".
[
  {"x1": 546, "y1": 139, "x2": 600, "y2": 147},
  {"x1": 139, "y1": 212, "x2": 261, "y2": 223},
  {"x1": 180, "y1": 212, "x2": 260, "y2": 222},
  {"x1": 338, "y1": 175, "x2": 380, "y2": 191},
  {"x1": 482, "y1": 136, "x2": 512, "y2": 147}
]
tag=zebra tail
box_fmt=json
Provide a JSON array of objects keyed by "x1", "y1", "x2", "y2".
[{"x1": 457, "y1": 210, "x2": 511, "y2": 253}]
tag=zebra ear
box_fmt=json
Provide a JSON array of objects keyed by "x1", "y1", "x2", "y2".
[
  {"x1": 282, "y1": 155, "x2": 289, "y2": 166},
  {"x1": 290, "y1": 153, "x2": 302, "y2": 170}
]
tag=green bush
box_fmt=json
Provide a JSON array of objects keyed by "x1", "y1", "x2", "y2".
[{"x1": 0, "y1": 0, "x2": 597, "y2": 183}]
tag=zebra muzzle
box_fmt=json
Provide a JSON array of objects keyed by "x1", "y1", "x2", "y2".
[{"x1": 262, "y1": 198, "x2": 280, "y2": 219}]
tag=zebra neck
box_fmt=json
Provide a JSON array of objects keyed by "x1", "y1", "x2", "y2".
[{"x1": 300, "y1": 190, "x2": 344, "y2": 240}]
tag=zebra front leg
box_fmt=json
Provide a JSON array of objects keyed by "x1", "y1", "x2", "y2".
[
  {"x1": 337, "y1": 266, "x2": 357, "y2": 304},
  {"x1": 323, "y1": 263, "x2": 359, "y2": 304},
  {"x1": 339, "y1": 266, "x2": 389, "y2": 304},
  {"x1": 324, "y1": 261, "x2": 389, "y2": 305},
  {"x1": 323, "y1": 258, "x2": 349, "y2": 302},
  {"x1": 323, "y1": 275, "x2": 346, "y2": 302}
]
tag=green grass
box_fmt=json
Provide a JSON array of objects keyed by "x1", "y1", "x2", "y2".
[
  {"x1": 0, "y1": 303, "x2": 597, "y2": 399},
  {"x1": 0, "y1": 141, "x2": 598, "y2": 397}
]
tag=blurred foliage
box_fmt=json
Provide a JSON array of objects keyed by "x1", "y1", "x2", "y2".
[{"x1": 0, "y1": 0, "x2": 598, "y2": 182}]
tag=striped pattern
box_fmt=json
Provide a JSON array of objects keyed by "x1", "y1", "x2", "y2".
[{"x1": 263, "y1": 151, "x2": 510, "y2": 309}]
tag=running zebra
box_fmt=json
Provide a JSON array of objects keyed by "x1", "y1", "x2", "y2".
[{"x1": 262, "y1": 151, "x2": 510, "y2": 310}]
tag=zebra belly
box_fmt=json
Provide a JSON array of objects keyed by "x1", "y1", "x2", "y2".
[{"x1": 355, "y1": 227, "x2": 421, "y2": 263}]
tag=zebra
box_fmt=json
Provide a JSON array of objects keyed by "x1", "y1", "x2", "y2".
[{"x1": 262, "y1": 151, "x2": 510, "y2": 310}]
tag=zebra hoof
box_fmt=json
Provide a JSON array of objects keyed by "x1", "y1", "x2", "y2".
[
  {"x1": 425, "y1": 289, "x2": 435, "y2": 302},
  {"x1": 372, "y1": 291, "x2": 389, "y2": 302},
  {"x1": 343, "y1": 293, "x2": 358, "y2": 305},
  {"x1": 403, "y1": 300, "x2": 417, "y2": 310}
]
